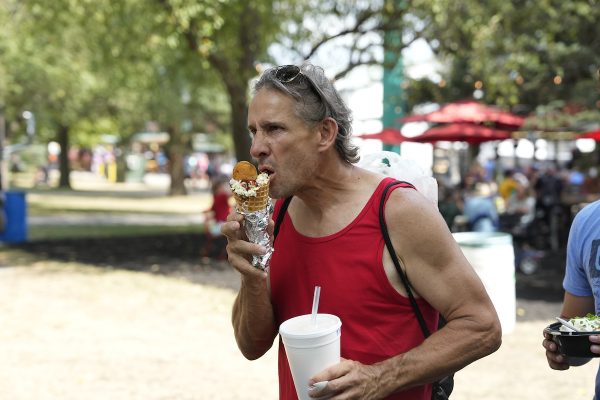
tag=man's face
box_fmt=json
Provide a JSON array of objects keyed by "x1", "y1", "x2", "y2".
[{"x1": 247, "y1": 88, "x2": 320, "y2": 199}]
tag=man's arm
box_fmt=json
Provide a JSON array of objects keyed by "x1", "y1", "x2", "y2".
[
  {"x1": 222, "y1": 211, "x2": 278, "y2": 360},
  {"x1": 560, "y1": 291, "x2": 595, "y2": 320},
  {"x1": 378, "y1": 188, "x2": 502, "y2": 390},
  {"x1": 309, "y1": 188, "x2": 502, "y2": 399}
]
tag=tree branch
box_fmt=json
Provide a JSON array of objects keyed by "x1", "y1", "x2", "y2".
[
  {"x1": 304, "y1": 8, "x2": 378, "y2": 59},
  {"x1": 334, "y1": 59, "x2": 380, "y2": 81}
]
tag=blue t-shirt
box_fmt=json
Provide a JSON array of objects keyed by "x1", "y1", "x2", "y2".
[
  {"x1": 563, "y1": 199, "x2": 600, "y2": 398},
  {"x1": 464, "y1": 195, "x2": 499, "y2": 232}
]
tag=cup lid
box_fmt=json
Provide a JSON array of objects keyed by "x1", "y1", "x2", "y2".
[{"x1": 279, "y1": 314, "x2": 341, "y2": 339}]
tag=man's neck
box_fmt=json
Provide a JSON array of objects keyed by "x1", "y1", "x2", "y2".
[{"x1": 288, "y1": 163, "x2": 380, "y2": 235}]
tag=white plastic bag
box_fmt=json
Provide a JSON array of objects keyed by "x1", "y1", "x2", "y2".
[{"x1": 357, "y1": 151, "x2": 438, "y2": 208}]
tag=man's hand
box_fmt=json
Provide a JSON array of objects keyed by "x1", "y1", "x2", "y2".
[
  {"x1": 220, "y1": 211, "x2": 270, "y2": 278},
  {"x1": 544, "y1": 294, "x2": 596, "y2": 369},
  {"x1": 308, "y1": 359, "x2": 388, "y2": 399},
  {"x1": 542, "y1": 332, "x2": 570, "y2": 370},
  {"x1": 590, "y1": 335, "x2": 600, "y2": 356}
]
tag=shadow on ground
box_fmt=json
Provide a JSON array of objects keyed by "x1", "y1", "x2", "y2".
[
  {"x1": 8, "y1": 233, "x2": 209, "y2": 267},
  {"x1": 5, "y1": 235, "x2": 566, "y2": 320},
  {"x1": 4, "y1": 233, "x2": 232, "y2": 282}
]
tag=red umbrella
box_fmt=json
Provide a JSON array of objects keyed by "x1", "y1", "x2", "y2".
[
  {"x1": 355, "y1": 128, "x2": 413, "y2": 145},
  {"x1": 577, "y1": 129, "x2": 600, "y2": 141},
  {"x1": 400, "y1": 100, "x2": 525, "y2": 129},
  {"x1": 411, "y1": 123, "x2": 513, "y2": 144}
]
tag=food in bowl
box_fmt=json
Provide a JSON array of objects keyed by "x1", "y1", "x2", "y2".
[
  {"x1": 559, "y1": 314, "x2": 600, "y2": 332},
  {"x1": 545, "y1": 316, "x2": 600, "y2": 358}
]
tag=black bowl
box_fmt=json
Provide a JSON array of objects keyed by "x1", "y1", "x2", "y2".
[{"x1": 544, "y1": 322, "x2": 600, "y2": 358}]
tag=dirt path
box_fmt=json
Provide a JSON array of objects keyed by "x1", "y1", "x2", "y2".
[
  {"x1": 0, "y1": 264, "x2": 278, "y2": 400},
  {"x1": 0, "y1": 263, "x2": 597, "y2": 400}
]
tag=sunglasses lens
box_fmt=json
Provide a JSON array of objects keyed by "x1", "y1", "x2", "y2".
[{"x1": 275, "y1": 65, "x2": 301, "y2": 83}]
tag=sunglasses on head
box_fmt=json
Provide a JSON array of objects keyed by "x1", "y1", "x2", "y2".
[
  {"x1": 274, "y1": 64, "x2": 304, "y2": 83},
  {"x1": 274, "y1": 65, "x2": 328, "y2": 108}
]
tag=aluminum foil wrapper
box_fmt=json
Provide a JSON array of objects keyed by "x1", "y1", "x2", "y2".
[{"x1": 239, "y1": 199, "x2": 274, "y2": 271}]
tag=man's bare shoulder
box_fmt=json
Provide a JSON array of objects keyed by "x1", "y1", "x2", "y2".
[{"x1": 386, "y1": 184, "x2": 437, "y2": 214}]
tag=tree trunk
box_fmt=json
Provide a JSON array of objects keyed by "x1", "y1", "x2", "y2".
[
  {"x1": 167, "y1": 125, "x2": 187, "y2": 196},
  {"x1": 57, "y1": 124, "x2": 71, "y2": 189},
  {"x1": 208, "y1": 1, "x2": 256, "y2": 164},
  {"x1": 227, "y1": 81, "x2": 253, "y2": 163}
]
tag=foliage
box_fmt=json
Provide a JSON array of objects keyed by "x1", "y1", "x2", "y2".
[
  {"x1": 408, "y1": 0, "x2": 600, "y2": 113},
  {"x1": 272, "y1": 0, "x2": 415, "y2": 79},
  {"x1": 0, "y1": 0, "x2": 232, "y2": 193},
  {"x1": 2, "y1": 0, "x2": 598, "y2": 192},
  {"x1": 524, "y1": 101, "x2": 600, "y2": 131},
  {"x1": 0, "y1": 1, "x2": 117, "y2": 187}
]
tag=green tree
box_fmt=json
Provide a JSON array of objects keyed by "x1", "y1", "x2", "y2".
[
  {"x1": 0, "y1": 0, "x2": 230, "y2": 194},
  {"x1": 102, "y1": 0, "x2": 231, "y2": 195},
  {"x1": 409, "y1": 0, "x2": 600, "y2": 111},
  {"x1": 154, "y1": 0, "x2": 284, "y2": 164},
  {"x1": 1, "y1": 1, "x2": 127, "y2": 188}
]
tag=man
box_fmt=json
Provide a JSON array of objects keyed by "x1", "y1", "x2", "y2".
[
  {"x1": 222, "y1": 63, "x2": 501, "y2": 399},
  {"x1": 543, "y1": 198, "x2": 600, "y2": 398}
]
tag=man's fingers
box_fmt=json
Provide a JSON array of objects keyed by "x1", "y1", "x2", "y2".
[
  {"x1": 543, "y1": 343, "x2": 570, "y2": 370},
  {"x1": 227, "y1": 253, "x2": 266, "y2": 277},
  {"x1": 221, "y1": 217, "x2": 240, "y2": 232},
  {"x1": 266, "y1": 219, "x2": 275, "y2": 236},
  {"x1": 309, "y1": 359, "x2": 353, "y2": 393},
  {"x1": 546, "y1": 354, "x2": 570, "y2": 370},
  {"x1": 542, "y1": 338, "x2": 557, "y2": 352}
]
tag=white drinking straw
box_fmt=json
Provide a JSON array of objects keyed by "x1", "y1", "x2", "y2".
[{"x1": 311, "y1": 286, "x2": 321, "y2": 325}]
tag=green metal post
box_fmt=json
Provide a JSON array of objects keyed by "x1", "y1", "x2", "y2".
[{"x1": 381, "y1": 1, "x2": 406, "y2": 154}]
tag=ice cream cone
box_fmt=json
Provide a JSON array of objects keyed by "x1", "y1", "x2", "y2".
[{"x1": 234, "y1": 182, "x2": 270, "y2": 213}]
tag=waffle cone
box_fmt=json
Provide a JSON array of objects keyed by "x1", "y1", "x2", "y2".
[{"x1": 234, "y1": 183, "x2": 270, "y2": 212}]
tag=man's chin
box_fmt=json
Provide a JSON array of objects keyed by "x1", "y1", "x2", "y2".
[{"x1": 268, "y1": 181, "x2": 289, "y2": 200}]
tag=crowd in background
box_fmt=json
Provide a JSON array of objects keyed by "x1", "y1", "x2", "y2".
[{"x1": 437, "y1": 160, "x2": 600, "y2": 253}]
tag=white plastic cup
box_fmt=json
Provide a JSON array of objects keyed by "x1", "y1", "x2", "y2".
[{"x1": 279, "y1": 314, "x2": 342, "y2": 400}]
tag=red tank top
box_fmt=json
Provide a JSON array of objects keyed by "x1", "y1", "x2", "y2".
[{"x1": 270, "y1": 177, "x2": 438, "y2": 400}]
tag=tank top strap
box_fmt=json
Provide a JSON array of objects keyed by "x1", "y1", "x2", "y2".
[{"x1": 380, "y1": 177, "x2": 417, "y2": 206}]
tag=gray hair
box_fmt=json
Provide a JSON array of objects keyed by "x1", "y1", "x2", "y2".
[{"x1": 253, "y1": 63, "x2": 359, "y2": 164}]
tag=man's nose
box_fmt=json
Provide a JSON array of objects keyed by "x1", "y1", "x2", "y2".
[{"x1": 250, "y1": 132, "x2": 269, "y2": 159}]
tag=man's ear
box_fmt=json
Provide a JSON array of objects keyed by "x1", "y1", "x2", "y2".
[{"x1": 317, "y1": 117, "x2": 338, "y2": 151}]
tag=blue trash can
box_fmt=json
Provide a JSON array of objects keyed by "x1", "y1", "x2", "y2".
[{"x1": 0, "y1": 191, "x2": 27, "y2": 243}]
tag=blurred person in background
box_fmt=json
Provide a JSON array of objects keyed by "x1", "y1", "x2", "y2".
[
  {"x1": 534, "y1": 167, "x2": 565, "y2": 250},
  {"x1": 463, "y1": 182, "x2": 499, "y2": 232},
  {"x1": 498, "y1": 169, "x2": 519, "y2": 202},
  {"x1": 203, "y1": 175, "x2": 231, "y2": 259},
  {"x1": 505, "y1": 180, "x2": 536, "y2": 227},
  {"x1": 221, "y1": 62, "x2": 501, "y2": 400},
  {"x1": 582, "y1": 167, "x2": 600, "y2": 196},
  {"x1": 542, "y1": 198, "x2": 600, "y2": 398},
  {"x1": 437, "y1": 182, "x2": 463, "y2": 231},
  {"x1": 534, "y1": 167, "x2": 563, "y2": 220}
]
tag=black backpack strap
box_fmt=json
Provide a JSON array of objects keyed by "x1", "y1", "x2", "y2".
[
  {"x1": 379, "y1": 180, "x2": 432, "y2": 338},
  {"x1": 273, "y1": 197, "x2": 292, "y2": 241}
]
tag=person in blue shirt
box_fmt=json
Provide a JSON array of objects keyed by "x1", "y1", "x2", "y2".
[
  {"x1": 463, "y1": 182, "x2": 499, "y2": 232},
  {"x1": 542, "y1": 199, "x2": 600, "y2": 398}
]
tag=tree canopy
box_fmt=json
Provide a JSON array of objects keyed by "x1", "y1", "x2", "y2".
[
  {"x1": 408, "y1": 0, "x2": 600, "y2": 112},
  {"x1": 1, "y1": 0, "x2": 597, "y2": 193}
]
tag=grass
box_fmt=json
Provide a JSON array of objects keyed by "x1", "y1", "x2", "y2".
[{"x1": 5, "y1": 172, "x2": 214, "y2": 241}]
